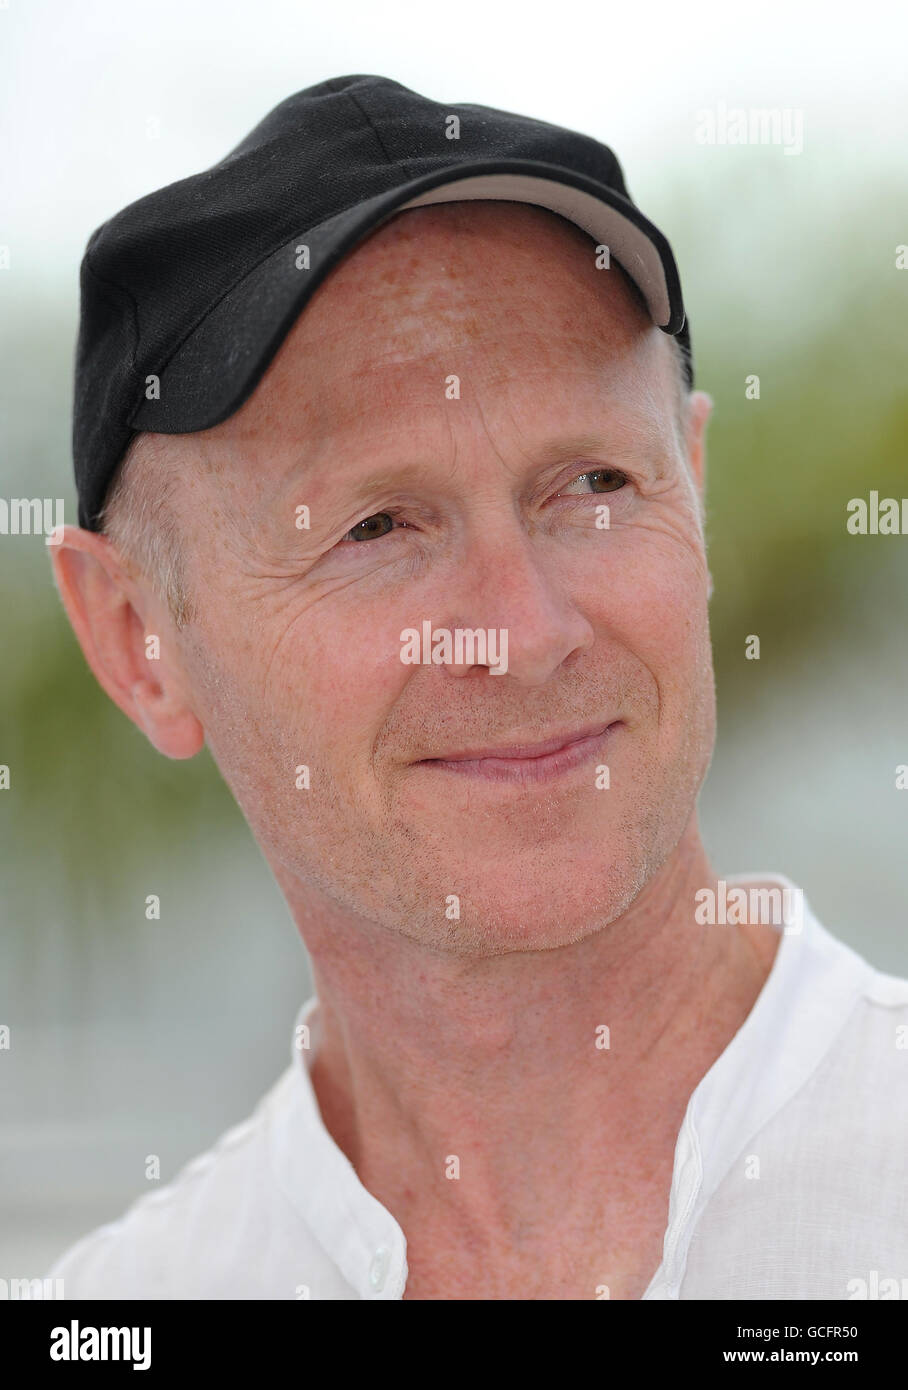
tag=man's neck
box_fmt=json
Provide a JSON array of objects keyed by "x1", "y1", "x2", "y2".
[{"x1": 280, "y1": 825, "x2": 780, "y2": 1279}]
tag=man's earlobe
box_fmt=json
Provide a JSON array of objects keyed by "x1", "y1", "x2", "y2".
[{"x1": 49, "y1": 524, "x2": 204, "y2": 760}]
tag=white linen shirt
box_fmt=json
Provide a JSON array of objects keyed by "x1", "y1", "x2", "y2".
[{"x1": 46, "y1": 873, "x2": 908, "y2": 1300}]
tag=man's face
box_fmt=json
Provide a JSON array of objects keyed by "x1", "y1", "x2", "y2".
[{"x1": 163, "y1": 202, "x2": 716, "y2": 952}]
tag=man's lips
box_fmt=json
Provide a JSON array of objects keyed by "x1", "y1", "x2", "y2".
[{"x1": 414, "y1": 720, "x2": 622, "y2": 784}]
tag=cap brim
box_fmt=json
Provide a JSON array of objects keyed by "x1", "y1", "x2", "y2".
[{"x1": 130, "y1": 159, "x2": 687, "y2": 436}]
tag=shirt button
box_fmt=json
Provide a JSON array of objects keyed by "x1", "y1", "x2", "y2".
[{"x1": 369, "y1": 1246, "x2": 390, "y2": 1292}]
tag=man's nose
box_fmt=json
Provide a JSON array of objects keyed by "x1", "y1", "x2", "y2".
[{"x1": 435, "y1": 524, "x2": 595, "y2": 686}]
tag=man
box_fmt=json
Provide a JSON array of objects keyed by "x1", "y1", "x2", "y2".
[{"x1": 47, "y1": 75, "x2": 907, "y2": 1300}]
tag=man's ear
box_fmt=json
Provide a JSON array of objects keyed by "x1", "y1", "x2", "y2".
[
  {"x1": 49, "y1": 524, "x2": 204, "y2": 759},
  {"x1": 685, "y1": 389, "x2": 713, "y2": 494}
]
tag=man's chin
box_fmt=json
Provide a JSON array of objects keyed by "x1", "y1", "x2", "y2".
[{"x1": 385, "y1": 852, "x2": 650, "y2": 956}]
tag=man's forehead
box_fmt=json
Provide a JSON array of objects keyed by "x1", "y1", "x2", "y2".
[
  {"x1": 182, "y1": 201, "x2": 679, "y2": 492},
  {"x1": 292, "y1": 200, "x2": 651, "y2": 354}
]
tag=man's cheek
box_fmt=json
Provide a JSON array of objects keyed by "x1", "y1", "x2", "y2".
[
  {"x1": 617, "y1": 576, "x2": 709, "y2": 698},
  {"x1": 271, "y1": 621, "x2": 407, "y2": 753}
]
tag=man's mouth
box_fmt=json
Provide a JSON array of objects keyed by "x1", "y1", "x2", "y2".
[{"x1": 414, "y1": 720, "x2": 622, "y2": 785}]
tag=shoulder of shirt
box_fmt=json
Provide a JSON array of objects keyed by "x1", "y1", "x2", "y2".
[
  {"x1": 797, "y1": 908, "x2": 908, "y2": 1100},
  {"x1": 808, "y1": 905, "x2": 908, "y2": 1009},
  {"x1": 43, "y1": 1062, "x2": 298, "y2": 1299},
  {"x1": 860, "y1": 966, "x2": 908, "y2": 1008}
]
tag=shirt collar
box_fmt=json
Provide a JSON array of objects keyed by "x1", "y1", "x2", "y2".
[
  {"x1": 649, "y1": 870, "x2": 876, "y2": 1293},
  {"x1": 267, "y1": 995, "x2": 408, "y2": 1300}
]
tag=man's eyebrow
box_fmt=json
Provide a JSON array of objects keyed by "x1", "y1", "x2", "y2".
[
  {"x1": 295, "y1": 457, "x2": 449, "y2": 511},
  {"x1": 529, "y1": 418, "x2": 675, "y2": 479}
]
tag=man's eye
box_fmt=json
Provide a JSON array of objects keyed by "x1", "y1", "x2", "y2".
[
  {"x1": 559, "y1": 468, "x2": 628, "y2": 495},
  {"x1": 340, "y1": 474, "x2": 625, "y2": 544},
  {"x1": 343, "y1": 511, "x2": 400, "y2": 542}
]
